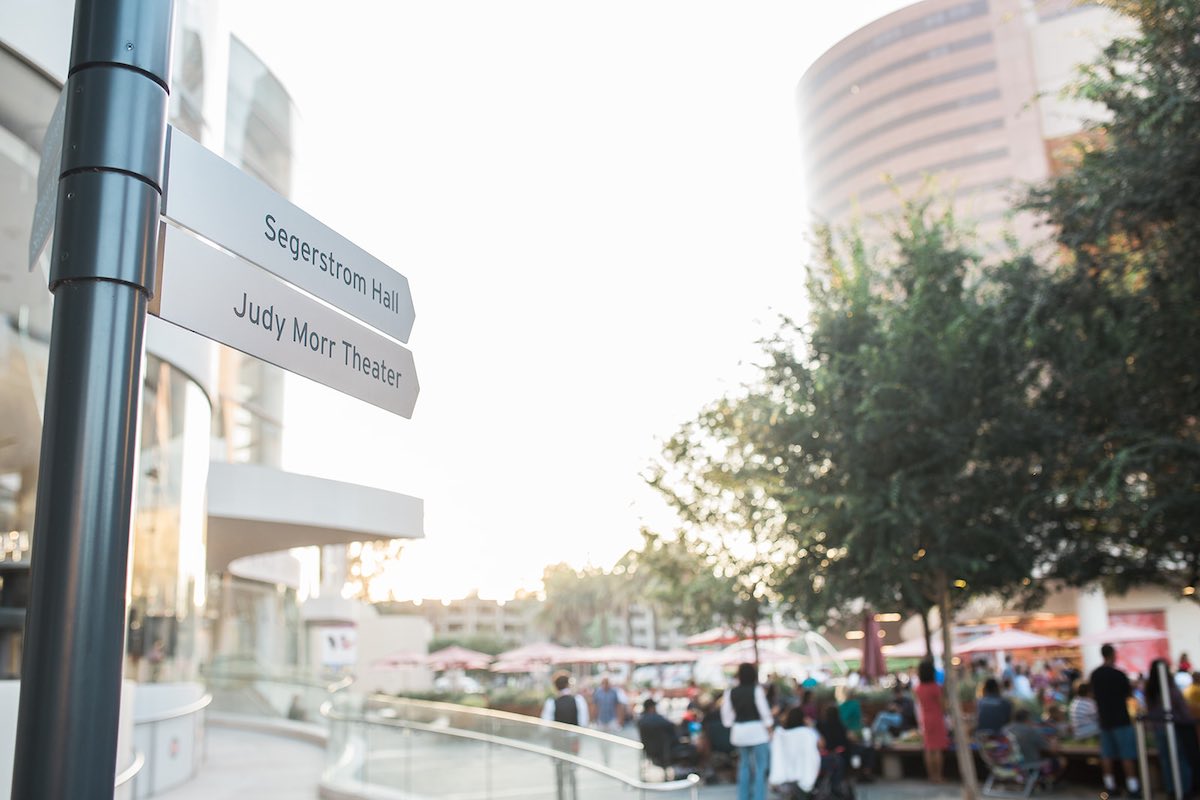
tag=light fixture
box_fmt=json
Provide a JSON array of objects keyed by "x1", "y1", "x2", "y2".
[
  {"x1": 845, "y1": 630, "x2": 865, "y2": 640},
  {"x1": 874, "y1": 613, "x2": 902, "y2": 623}
]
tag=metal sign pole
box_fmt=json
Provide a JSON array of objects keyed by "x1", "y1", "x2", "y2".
[
  {"x1": 1156, "y1": 659, "x2": 1184, "y2": 800},
  {"x1": 11, "y1": 1, "x2": 173, "y2": 798}
]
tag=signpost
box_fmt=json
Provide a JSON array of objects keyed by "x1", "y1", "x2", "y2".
[
  {"x1": 17, "y1": 3, "x2": 420, "y2": 797},
  {"x1": 154, "y1": 225, "x2": 419, "y2": 418},
  {"x1": 163, "y1": 127, "x2": 416, "y2": 344}
]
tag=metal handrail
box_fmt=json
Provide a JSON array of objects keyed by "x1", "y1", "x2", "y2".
[
  {"x1": 114, "y1": 751, "x2": 145, "y2": 788},
  {"x1": 366, "y1": 693, "x2": 642, "y2": 749},
  {"x1": 323, "y1": 702, "x2": 699, "y2": 797},
  {"x1": 368, "y1": 693, "x2": 643, "y2": 746},
  {"x1": 202, "y1": 664, "x2": 354, "y2": 694},
  {"x1": 133, "y1": 693, "x2": 213, "y2": 725}
]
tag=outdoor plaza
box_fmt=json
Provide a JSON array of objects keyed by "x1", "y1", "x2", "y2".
[{"x1": 157, "y1": 720, "x2": 1107, "y2": 800}]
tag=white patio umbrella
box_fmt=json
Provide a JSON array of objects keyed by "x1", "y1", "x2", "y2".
[
  {"x1": 956, "y1": 629, "x2": 1061, "y2": 654},
  {"x1": 882, "y1": 635, "x2": 944, "y2": 659},
  {"x1": 496, "y1": 642, "x2": 576, "y2": 664},
  {"x1": 490, "y1": 659, "x2": 543, "y2": 674},
  {"x1": 426, "y1": 645, "x2": 493, "y2": 671},
  {"x1": 709, "y1": 640, "x2": 814, "y2": 667},
  {"x1": 636, "y1": 648, "x2": 701, "y2": 665},
  {"x1": 371, "y1": 650, "x2": 429, "y2": 669},
  {"x1": 1067, "y1": 624, "x2": 1169, "y2": 647},
  {"x1": 685, "y1": 624, "x2": 801, "y2": 647}
]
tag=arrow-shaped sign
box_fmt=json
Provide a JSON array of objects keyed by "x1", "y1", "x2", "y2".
[{"x1": 162, "y1": 127, "x2": 415, "y2": 344}]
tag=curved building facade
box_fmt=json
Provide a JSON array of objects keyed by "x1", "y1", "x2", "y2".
[
  {"x1": 0, "y1": 0, "x2": 424, "y2": 792},
  {"x1": 798, "y1": 0, "x2": 1131, "y2": 244}
]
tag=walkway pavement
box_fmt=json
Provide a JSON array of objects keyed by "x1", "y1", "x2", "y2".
[
  {"x1": 157, "y1": 725, "x2": 325, "y2": 799},
  {"x1": 166, "y1": 724, "x2": 1107, "y2": 799}
]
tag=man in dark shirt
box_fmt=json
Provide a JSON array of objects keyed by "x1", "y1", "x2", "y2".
[
  {"x1": 1090, "y1": 644, "x2": 1140, "y2": 798},
  {"x1": 541, "y1": 671, "x2": 588, "y2": 800},
  {"x1": 975, "y1": 678, "x2": 1014, "y2": 734}
]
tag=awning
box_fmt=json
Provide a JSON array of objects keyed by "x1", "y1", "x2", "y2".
[{"x1": 206, "y1": 461, "x2": 423, "y2": 572}]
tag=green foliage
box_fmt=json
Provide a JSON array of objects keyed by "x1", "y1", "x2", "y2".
[
  {"x1": 537, "y1": 563, "x2": 611, "y2": 646},
  {"x1": 1024, "y1": 0, "x2": 1200, "y2": 596},
  {"x1": 658, "y1": 201, "x2": 1052, "y2": 626}
]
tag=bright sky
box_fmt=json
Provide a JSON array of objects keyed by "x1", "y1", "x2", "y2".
[{"x1": 228, "y1": 1, "x2": 911, "y2": 601}]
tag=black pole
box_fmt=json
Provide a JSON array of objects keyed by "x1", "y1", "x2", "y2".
[{"x1": 11, "y1": 2, "x2": 173, "y2": 798}]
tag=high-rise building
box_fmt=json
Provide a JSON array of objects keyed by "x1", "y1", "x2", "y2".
[{"x1": 797, "y1": 0, "x2": 1133, "y2": 245}]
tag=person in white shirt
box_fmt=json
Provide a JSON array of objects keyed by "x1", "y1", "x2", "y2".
[
  {"x1": 770, "y1": 706, "x2": 821, "y2": 796},
  {"x1": 721, "y1": 663, "x2": 774, "y2": 800},
  {"x1": 541, "y1": 671, "x2": 589, "y2": 800},
  {"x1": 1068, "y1": 681, "x2": 1101, "y2": 739}
]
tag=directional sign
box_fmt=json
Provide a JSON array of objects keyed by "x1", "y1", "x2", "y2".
[
  {"x1": 162, "y1": 127, "x2": 415, "y2": 343},
  {"x1": 152, "y1": 225, "x2": 419, "y2": 418},
  {"x1": 29, "y1": 87, "x2": 67, "y2": 271}
]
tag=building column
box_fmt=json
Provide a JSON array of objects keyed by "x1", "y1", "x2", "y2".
[{"x1": 1077, "y1": 585, "x2": 1110, "y2": 674}]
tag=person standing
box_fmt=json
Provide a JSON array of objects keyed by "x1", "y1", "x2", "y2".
[
  {"x1": 1145, "y1": 659, "x2": 1200, "y2": 798},
  {"x1": 914, "y1": 659, "x2": 949, "y2": 783},
  {"x1": 542, "y1": 671, "x2": 590, "y2": 800},
  {"x1": 590, "y1": 676, "x2": 628, "y2": 732},
  {"x1": 1091, "y1": 644, "x2": 1141, "y2": 798},
  {"x1": 722, "y1": 662, "x2": 774, "y2": 800}
]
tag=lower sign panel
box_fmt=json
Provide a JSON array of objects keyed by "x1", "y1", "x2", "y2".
[{"x1": 154, "y1": 225, "x2": 419, "y2": 418}]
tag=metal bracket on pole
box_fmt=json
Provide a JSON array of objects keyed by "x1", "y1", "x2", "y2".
[{"x1": 11, "y1": 1, "x2": 173, "y2": 798}]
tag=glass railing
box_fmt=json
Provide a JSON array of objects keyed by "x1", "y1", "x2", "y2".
[
  {"x1": 201, "y1": 661, "x2": 353, "y2": 727},
  {"x1": 324, "y1": 699, "x2": 700, "y2": 800},
  {"x1": 365, "y1": 694, "x2": 646, "y2": 782}
]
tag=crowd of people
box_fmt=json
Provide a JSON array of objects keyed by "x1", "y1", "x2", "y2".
[{"x1": 538, "y1": 647, "x2": 1200, "y2": 800}]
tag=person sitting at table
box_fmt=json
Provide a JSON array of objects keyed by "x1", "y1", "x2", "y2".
[
  {"x1": 698, "y1": 695, "x2": 735, "y2": 784},
  {"x1": 638, "y1": 699, "x2": 697, "y2": 775},
  {"x1": 1005, "y1": 708, "x2": 1066, "y2": 784},
  {"x1": 975, "y1": 677, "x2": 1013, "y2": 734},
  {"x1": 870, "y1": 700, "x2": 905, "y2": 743},
  {"x1": 1068, "y1": 681, "x2": 1100, "y2": 739},
  {"x1": 769, "y1": 706, "x2": 821, "y2": 798}
]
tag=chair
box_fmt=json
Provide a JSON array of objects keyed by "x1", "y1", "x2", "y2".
[{"x1": 976, "y1": 732, "x2": 1049, "y2": 798}]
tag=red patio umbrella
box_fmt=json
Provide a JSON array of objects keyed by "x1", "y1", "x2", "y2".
[{"x1": 860, "y1": 611, "x2": 886, "y2": 681}]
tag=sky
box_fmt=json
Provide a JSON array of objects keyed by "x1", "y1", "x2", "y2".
[{"x1": 227, "y1": 1, "x2": 912, "y2": 601}]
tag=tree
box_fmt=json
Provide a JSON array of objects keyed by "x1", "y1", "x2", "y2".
[
  {"x1": 658, "y1": 202, "x2": 1054, "y2": 798},
  {"x1": 538, "y1": 563, "x2": 606, "y2": 645},
  {"x1": 1026, "y1": 0, "x2": 1200, "y2": 598},
  {"x1": 649, "y1": 397, "x2": 795, "y2": 661},
  {"x1": 620, "y1": 528, "x2": 749, "y2": 641}
]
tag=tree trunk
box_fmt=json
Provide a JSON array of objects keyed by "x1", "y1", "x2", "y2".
[
  {"x1": 750, "y1": 604, "x2": 761, "y2": 665},
  {"x1": 921, "y1": 606, "x2": 933, "y2": 659},
  {"x1": 938, "y1": 574, "x2": 979, "y2": 800}
]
